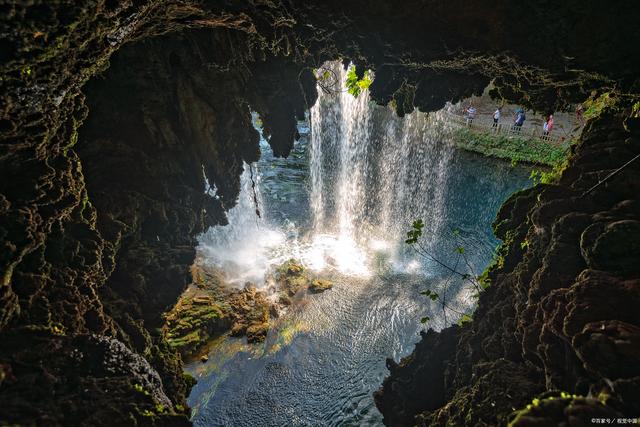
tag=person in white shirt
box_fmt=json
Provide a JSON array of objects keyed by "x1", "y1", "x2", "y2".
[
  {"x1": 466, "y1": 104, "x2": 477, "y2": 125},
  {"x1": 493, "y1": 107, "x2": 502, "y2": 129}
]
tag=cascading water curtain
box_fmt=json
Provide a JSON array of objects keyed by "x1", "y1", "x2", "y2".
[{"x1": 308, "y1": 61, "x2": 455, "y2": 257}]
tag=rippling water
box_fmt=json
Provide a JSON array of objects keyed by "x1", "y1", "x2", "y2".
[{"x1": 188, "y1": 63, "x2": 533, "y2": 426}]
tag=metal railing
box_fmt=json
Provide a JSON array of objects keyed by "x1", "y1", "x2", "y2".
[{"x1": 445, "y1": 111, "x2": 574, "y2": 146}]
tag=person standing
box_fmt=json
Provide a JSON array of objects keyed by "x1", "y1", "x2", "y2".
[
  {"x1": 546, "y1": 114, "x2": 554, "y2": 134},
  {"x1": 543, "y1": 114, "x2": 554, "y2": 138},
  {"x1": 493, "y1": 107, "x2": 501, "y2": 129},
  {"x1": 466, "y1": 104, "x2": 477, "y2": 125},
  {"x1": 513, "y1": 108, "x2": 526, "y2": 132}
]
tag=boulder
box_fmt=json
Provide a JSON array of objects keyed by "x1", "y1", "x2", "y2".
[{"x1": 309, "y1": 279, "x2": 333, "y2": 293}]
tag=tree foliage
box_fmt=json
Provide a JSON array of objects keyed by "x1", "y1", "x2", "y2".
[{"x1": 345, "y1": 65, "x2": 372, "y2": 97}]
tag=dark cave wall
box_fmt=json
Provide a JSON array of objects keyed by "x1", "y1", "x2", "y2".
[
  {"x1": 75, "y1": 29, "x2": 315, "y2": 412},
  {"x1": 0, "y1": 2, "x2": 314, "y2": 424},
  {"x1": 0, "y1": 0, "x2": 639, "y2": 425}
]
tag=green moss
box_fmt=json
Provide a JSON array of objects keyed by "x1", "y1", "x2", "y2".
[
  {"x1": 51, "y1": 323, "x2": 66, "y2": 336},
  {"x1": 167, "y1": 330, "x2": 202, "y2": 349},
  {"x1": 141, "y1": 409, "x2": 154, "y2": 417},
  {"x1": 508, "y1": 392, "x2": 601, "y2": 426},
  {"x1": 309, "y1": 279, "x2": 333, "y2": 293},
  {"x1": 182, "y1": 372, "x2": 197, "y2": 388},
  {"x1": 451, "y1": 127, "x2": 570, "y2": 167},
  {"x1": 478, "y1": 229, "x2": 516, "y2": 288},
  {"x1": 583, "y1": 91, "x2": 616, "y2": 120},
  {"x1": 63, "y1": 129, "x2": 79, "y2": 155},
  {"x1": 457, "y1": 314, "x2": 473, "y2": 326},
  {"x1": 275, "y1": 259, "x2": 305, "y2": 276},
  {"x1": 78, "y1": 191, "x2": 92, "y2": 217},
  {"x1": 164, "y1": 292, "x2": 228, "y2": 355},
  {"x1": 3, "y1": 264, "x2": 14, "y2": 287},
  {"x1": 133, "y1": 383, "x2": 150, "y2": 396}
]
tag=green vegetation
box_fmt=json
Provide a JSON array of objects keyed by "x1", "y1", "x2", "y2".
[
  {"x1": 164, "y1": 282, "x2": 230, "y2": 356},
  {"x1": 133, "y1": 383, "x2": 150, "y2": 396},
  {"x1": 631, "y1": 100, "x2": 640, "y2": 118},
  {"x1": 583, "y1": 91, "x2": 616, "y2": 120},
  {"x1": 315, "y1": 68, "x2": 332, "y2": 82},
  {"x1": 529, "y1": 158, "x2": 569, "y2": 184},
  {"x1": 451, "y1": 127, "x2": 569, "y2": 167},
  {"x1": 457, "y1": 314, "x2": 472, "y2": 326},
  {"x1": 345, "y1": 65, "x2": 372, "y2": 97},
  {"x1": 51, "y1": 323, "x2": 66, "y2": 336},
  {"x1": 508, "y1": 392, "x2": 607, "y2": 426}
]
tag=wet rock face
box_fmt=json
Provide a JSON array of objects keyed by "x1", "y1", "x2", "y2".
[
  {"x1": 273, "y1": 259, "x2": 333, "y2": 299},
  {"x1": 164, "y1": 259, "x2": 333, "y2": 357},
  {"x1": 0, "y1": 0, "x2": 639, "y2": 425},
  {"x1": 374, "y1": 327, "x2": 462, "y2": 427}
]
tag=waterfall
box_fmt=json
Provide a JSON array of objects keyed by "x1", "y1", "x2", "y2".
[
  {"x1": 199, "y1": 61, "x2": 457, "y2": 283},
  {"x1": 310, "y1": 64, "x2": 372, "y2": 240},
  {"x1": 308, "y1": 61, "x2": 454, "y2": 271},
  {"x1": 198, "y1": 162, "x2": 286, "y2": 286}
]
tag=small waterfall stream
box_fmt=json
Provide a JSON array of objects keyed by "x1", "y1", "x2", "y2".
[
  {"x1": 198, "y1": 163, "x2": 287, "y2": 286},
  {"x1": 189, "y1": 61, "x2": 533, "y2": 426}
]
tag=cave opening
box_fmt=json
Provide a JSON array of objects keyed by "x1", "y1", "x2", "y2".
[
  {"x1": 2, "y1": 3, "x2": 639, "y2": 426},
  {"x1": 178, "y1": 61, "x2": 542, "y2": 425}
]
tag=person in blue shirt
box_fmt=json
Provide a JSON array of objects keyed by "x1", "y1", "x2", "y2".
[{"x1": 513, "y1": 108, "x2": 526, "y2": 132}]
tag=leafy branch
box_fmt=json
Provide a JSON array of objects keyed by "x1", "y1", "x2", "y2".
[
  {"x1": 345, "y1": 65, "x2": 372, "y2": 97},
  {"x1": 406, "y1": 219, "x2": 485, "y2": 326}
]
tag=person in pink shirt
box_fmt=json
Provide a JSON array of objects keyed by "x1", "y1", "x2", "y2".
[{"x1": 543, "y1": 114, "x2": 554, "y2": 136}]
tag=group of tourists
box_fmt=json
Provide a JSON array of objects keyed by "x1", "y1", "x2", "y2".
[{"x1": 463, "y1": 104, "x2": 556, "y2": 138}]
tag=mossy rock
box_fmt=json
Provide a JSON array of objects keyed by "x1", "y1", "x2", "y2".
[
  {"x1": 164, "y1": 287, "x2": 231, "y2": 356},
  {"x1": 167, "y1": 330, "x2": 202, "y2": 350},
  {"x1": 275, "y1": 259, "x2": 305, "y2": 275},
  {"x1": 282, "y1": 275, "x2": 309, "y2": 296},
  {"x1": 279, "y1": 293, "x2": 292, "y2": 306},
  {"x1": 246, "y1": 322, "x2": 269, "y2": 343},
  {"x1": 274, "y1": 259, "x2": 313, "y2": 296},
  {"x1": 191, "y1": 263, "x2": 227, "y2": 291},
  {"x1": 309, "y1": 279, "x2": 333, "y2": 293}
]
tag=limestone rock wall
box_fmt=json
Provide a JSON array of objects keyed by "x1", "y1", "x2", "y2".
[{"x1": 1, "y1": 1, "x2": 639, "y2": 425}]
